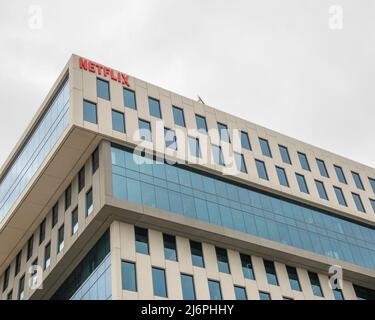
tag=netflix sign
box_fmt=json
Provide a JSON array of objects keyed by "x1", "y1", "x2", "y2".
[{"x1": 79, "y1": 57, "x2": 130, "y2": 87}]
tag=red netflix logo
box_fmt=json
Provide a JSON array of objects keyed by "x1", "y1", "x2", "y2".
[{"x1": 79, "y1": 58, "x2": 130, "y2": 87}]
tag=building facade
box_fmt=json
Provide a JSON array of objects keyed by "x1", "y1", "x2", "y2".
[{"x1": 0, "y1": 55, "x2": 375, "y2": 300}]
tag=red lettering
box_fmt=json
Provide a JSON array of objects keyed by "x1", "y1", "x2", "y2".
[
  {"x1": 79, "y1": 58, "x2": 88, "y2": 70},
  {"x1": 110, "y1": 69, "x2": 117, "y2": 81},
  {"x1": 121, "y1": 74, "x2": 130, "y2": 87},
  {"x1": 88, "y1": 61, "x2": 96, "y2": 73},
  {"x1": 96, "y1": 64, "x2": 103, "y2": 76},
  {"x1": 103, "y1": 67, "x2": 110, "y2": 78}
]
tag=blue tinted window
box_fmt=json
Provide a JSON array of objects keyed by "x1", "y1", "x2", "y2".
[
  {"x1": 255, "y1": 160, "x2": 268, "y2": 180},
  {"x1": 172, "y1": 106, "x2": 185, "y2": 127},
  {"x1": 298, "y1": 152, "x2": 310, "y2": 171},
  {"x1": 215, "y1": 247, "x2": 230, "y2": 274},
  {"x1": 316, "y1": 159, "x2": 329, "y2": 178},
  {"x1": 264, "y1": 260, "x2": 278, "y2": 286},
  {"x1": 196, "y1": 114, "x2": 208, "y2": 133},
  {"x1": 334, "y1": 165, "x2": 347, "y2": 184},
  {"x1": 308, "y1": 272, "x2": 323, "y2": 297},
  {"x1": 279, "y1": 145, "x2": 291, "y2": 164},
  {"x1": 276, "y1": 167, "x2": 289, "y2": 187},
  {"x1": 259, "y1": 291, "x2": 271, "y2": 300},
  {"x1": 148, "y1": 97, "x2": 162, "y2": 118},
  {"x1": 71, "y1": 208, "x2": 78, "y2": 235},
  {"x1": 163, "y1": 234, "x2": 177, "y2": 261},
  {"x1": 235, "y1": 286, "x2": 247, "y2": 300},
  {"x1": 296, "y1": 174, "x2": 309, "y2": 194},
  {"x1": 352, "y1": 193, "x2": 366, "y2": 213},
  {"x1": 208, "y1": 280, "x2": 222, "y2": 300},
  {"x1": 334, "y1": 187, "x2": 347, "y2": 207},
  {"x1": 240, "y1": 254, "x2": 255, "y2": 280},
  {"x1": 235, "y1": 153, "x2": 247, "y2": 173},
  {"x1": 188, "y1": 137, "x2": 201, "y2": 158},
  {"x1": 259, "y1": 138, "x2": 272, "y2": 157},
  {"x1": 152, "y1": 267, "x2": 167, "y2": 297},
  {"x1": 83, "y1": 100, "x2": 97, "y2": 124},
  {"x1": 369, "y1": 178, "x2": 375, "y2": 194},
  {"x1": 97, "y1": 78, "x2": 110, "y2": 100},
  {"x1": 370, "y1": 199, "x2": 375, "y2": 213},
  {"x1": 121, "y1": 261, "x2": 137, "y2": 292},
  {"x1": 354, "y1": 285, "x2": 375, "y2": 300},
  {"x1": 123, "y1": 88, "x2": 136, "y2": 109},
  {"x1": 181, "y1": 274, "x2": 195, "y2": 300},
  {"x1": 352, "y1": 171, "x2": 365, "y2": 190},
  {"x1": 333, "y1": 289, "x2": 344, "y2": 300},
  {"x1": 164, "y1": 128, "x2": 177, "y2": 150},
  {"x1": 190, "y1": 241, "x2": 204, "y2": 268},
  {"x1": 217, "y1": 123, "x2": 230, "y2": 143},
  {"x1": 138, "y1": 119, "x2": 152, "y2": 141},
  {"x1": 286, "y1": 266, "x2": 301, "y2": 291},
  {"x1": 112, "y1": 110, "x2": 125, "y2": 133},
  {"x1": 240, "y1": 131, "x2": 251, "y2": 150},
  {"x1": 315, "y1": 180, "x2": 328, "y2": 200},
  {"x1": 212, "y1": 145, "x2": 225, "y2": 166},
  {"x1": 135, "y1": 227, "x2": 149, "y2": 254}
]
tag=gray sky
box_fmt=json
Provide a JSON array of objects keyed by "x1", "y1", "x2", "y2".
[{"x1": 0, "y1": 0, "x2": 374, "y2": 168}]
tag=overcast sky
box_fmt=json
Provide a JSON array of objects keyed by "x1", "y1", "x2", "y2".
[{"x1": 0, "y1": 0, "x2": 373, "y2": 169}]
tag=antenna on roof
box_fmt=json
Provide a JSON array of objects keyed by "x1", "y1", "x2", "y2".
[{"x1": 197, "y1": 95, "x2": 206, "y2": 105}]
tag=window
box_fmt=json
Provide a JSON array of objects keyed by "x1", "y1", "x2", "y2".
[
  {"x1": 3, "y1": 266, "x2": 10, "y2": 292},
  {"x1": 50, "y1": 205, "x2": 58, "y2": 232},
  {"x1": 78, "y1": 167, "x2": 85, "y2": 193},
  {"x1": 121, "y1": 261, "x2": 137, "y2": 292},
  {"x1": 234, "y1": 286, "x2": 247, "y2": 300},
  {"x1": 316, "y1": 159, "x2": 329, "y2": 178},
  {"x1": 276, "y1": 166, "x2": 289, "y2": 187},
  {"x1": 58, "y1": 225, "x2": 64, "y2": 253},
  {"x1": 334, "y1": 165, "x2": 347, "y2": 184},
  {"x1": 18, "y1": 275, "x2": 25, "y2": 300},
  {"x1": 352, "y1": 193, "x2": 366, "y2": 213},
  {"x1": 188, "y1": 136, "x2": 201, "y2": 158},
  {"x1": 39, "y1": 219, "x2": 46, "y2": 244},
  {"x1": 148, "y1": 97, "x2": 162, "y2": 118},
  {"x1": 369, "y1": 177, "x2": 375, "y2": 194},
  {"x1": 15, "y1": 251, "x2": 22, "y2": 276},
  {"x1": 181, "y1": 274, "x2": 195, "y2": 300},
  {"x1": 92, "y1": 147, "x2": 99, "y2": 173},
  {"x1": 27, "y1": 235, "x2": 34, "y2": 261},
  {"x1": 283, "y1": 296, "x2": 293, "y2": 300},
  {"x1": 112, "y1": 110, "x2": 126, "y2": 133},
  {"x1": 333, "y1": 289, "x2": 344, "y2": 300},
  {"x1": 370, "y1": 199, "x2": 375, "y2": 213},
  {"x1": 138, "y1": 119, "x2": 152, "y2": 142},
  {"x1": 234, "y1": 152, "x2": 247, "y2": 173},
  {"x1": 172, "y1": 106, "x2": 186, "y2": 127},
  {"x1": 97, "y1": 78, "x2": 110, "y2": 100},
  {"x1": 212, "y1": 145, "x2": 225, "y2": 166},
  {"x1": 296, "y1": 173, "x2": 309, "y2": 194},
  {"x1": 164, "y1": 128, "x2": 177, "y2": 150},
  {"x1": 279, "y1": 145, "x2": 291, "y2": 164},
  {"x1": 315, "y1": 180, "x2": 328, "y2": 200},
  {"x1": 264, "y1": 260, "x2": 278, "y2": 286},
  {"x1": 255, "y1": 159, "x2": 269, "y2": 180},
  {"x1": 30, "y1": 258, "x2": 38, "y2": 288},
  {"x1": 334, "y1": 186, "x2": 347, "y2": 207},
  {"x1": 217, "y1": 122, "x2": 230, "y2": 143},
  {"x1": 163, "y1": 234, "x2": 177, "y2": 261},
  {"x1": 71, "y1": 207, "x2": 78, "y2": 235},
  {"x1": 123, "y1": 88, "x2": 136, "y2": 109},
  {"x1": 240, "y1": 254, "x2": 255, "y2": 280},
  {"x1": 135, "y1": 227, "x2": 149, "y2": 255},
  {"x1": 352, "y1": 171, "x2": 365, "y2": 190},
  {"x1": 240, "y1": 131, "x2": 251, "y2": 150},
  {"x1": 286, "y1": 266, "x2": 301, "y2": 291},
  {"x1": 7, "y1": 290, "x2": 12, "y2": 300},
  {"x1": 208, "y1": 280, "x2": 222, "y2": 300},
  {"x1": 259, "y1": 291, "x2": 271, "y2": 300},
  {"x1": 308, "y1": 272, "x2": 323, "y2": 297},
  {"x1": 152, "y1": 267, "x2": 167, "y2": 298},
  {"x1": 44, "y1": 242, "x2": 51, "y2": 270},
  {"x1": 354, "y1": 285, "x2": 375, "y2": 300},
  {"x1": 259, "y1": 138, "x2": 272, "y2": 157},
  {"x1": 65, "y1": 185, "x2": 71, "y2": 211},
  {"x1": 83, "y1": 100, "x2": 97, "y2": 124},
  {"x1": 190, "y1": 240, "x2": 204, "y2": 268},
  {"x1": 215, "y1": 247, "x2": 230, "y2": 274},
  {"x1": 298, "y1": 152, "x2": 310, "y2": 171},
  {"x1": 195, "y1": 114, "x2": 208, "y2": 133},
  {"x1": 86, "y1": 188, "x2": 93, "y2": 216}
]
